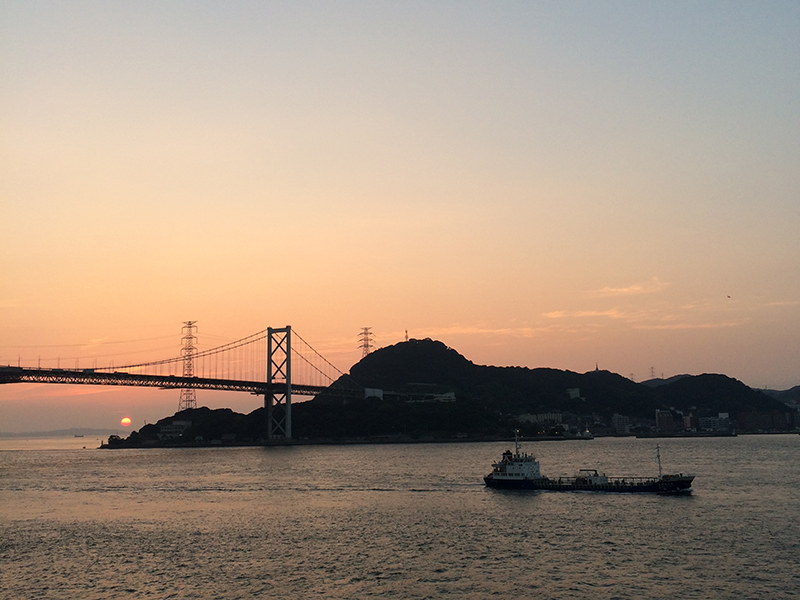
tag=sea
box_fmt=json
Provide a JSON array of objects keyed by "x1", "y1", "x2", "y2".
[{"x1": 1, "y1": 434, "x2": 799, "y2": 599}]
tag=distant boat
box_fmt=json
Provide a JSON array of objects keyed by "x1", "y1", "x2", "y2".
[
  {"x1": 484, "y1": 432, "x2": 694, "y2": 494},
  {"x1": 74, "y1": 434, "x2": 84, "y2": 438}
]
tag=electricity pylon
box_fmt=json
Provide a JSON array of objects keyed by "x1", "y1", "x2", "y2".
[
  {"x1": 178, "y1": 321, "x2": 198, "y2": 411},
  {"x1": 359, "y1": 327, "x2": 374, "y2": 358}
]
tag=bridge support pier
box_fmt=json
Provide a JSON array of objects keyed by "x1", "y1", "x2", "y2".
[{"x1": 266, "y1": 326, "x2": 291, "y2": 440}]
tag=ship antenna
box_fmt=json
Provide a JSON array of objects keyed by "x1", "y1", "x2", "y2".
[
  {"x1": 515, "y1": 429, "x2": 521, "y2": 456},
  {"x1": 656, "y1": 445, "x2": 663, "y2": 478}
]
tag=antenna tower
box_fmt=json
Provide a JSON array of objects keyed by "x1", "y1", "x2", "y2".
[
  {"x1": 359, "y1": 327, "x2": 374, "y2": 358},
  {"x1": 178, "y1": 321, "x2": 198, "y2": 411}
]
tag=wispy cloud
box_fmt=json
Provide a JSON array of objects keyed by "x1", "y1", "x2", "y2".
[
  {"x1": 315, "y1": 292, "x2": 764, "y2": 359},
  {"x1": 574, "y1": 309, "x2": 627, "y2": 319},
  {"x1": 542, "y1": 300, "x2": 749, "y2": 332},
  {"x1": 0, "y1": 299, "x2": 30, "y2": 308},
  {"x1": 408, "y1": 324, "x2": 557, "y2": 339},
  {"x1": 592, "y1": 277, "x2": 669, "y2": 297},
  {"x1": 542, "y1": 311, "x2": 566, "y2": 319},
  {"x1": 42, "y1": 386, "x2": 121, "y2": 398},
  {"x1": 544, "y1": 308, "x2": 648, "y2": 321},
  {"x1": 317, "y1": 324, "x2": 565, "y2": 355},
  {"x1": 3, "y1": 384, "x2": 122, "y2": 400},
  {"x1": 632, "y1": 320, "x2": 745, "y2": 331}
]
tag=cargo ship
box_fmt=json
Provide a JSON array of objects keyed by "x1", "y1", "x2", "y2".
[{"x1": 484, "y1": 433, "x2": 694, "y2": 494}]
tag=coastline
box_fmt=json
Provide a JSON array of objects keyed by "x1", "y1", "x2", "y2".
[{"x1": 100, "y1": 430, "x2": 798, "y2": 449}]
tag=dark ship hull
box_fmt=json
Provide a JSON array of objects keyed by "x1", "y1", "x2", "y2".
[{"x1": 483, "y1": 473, "x2": 694, "y2": 494}]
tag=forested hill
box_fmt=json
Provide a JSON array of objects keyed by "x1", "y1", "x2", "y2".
[
  {"x1": 320, "y1": 338, "x2": 787, "y2": 419},
  {"x1": 109, "y1": 338, "x2": 795, "y2": 446}
]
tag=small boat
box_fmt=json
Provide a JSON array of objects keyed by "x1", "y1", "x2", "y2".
[{"x1": 484, "y1": 432, "x2": 694, "y2": 494}]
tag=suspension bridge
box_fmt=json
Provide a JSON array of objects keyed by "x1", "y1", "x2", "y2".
[{"x1": 0, "y1": 326, "x2": 364, "y2": 440}]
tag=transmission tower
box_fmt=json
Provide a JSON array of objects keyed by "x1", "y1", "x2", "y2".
[
  {"x1": 359, "y1": 327, "x2": 374, "y2": 358},
  {"x1": 178, "y1": 321, "x2": 198, "y2": 411}
]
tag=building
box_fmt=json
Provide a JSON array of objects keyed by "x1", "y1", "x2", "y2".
[
  {"x1": 655, "y1": 410, "x2": 675, "y2": 433},
  {"x1": 159, "y1": 420, "x2": 191, "y2": 440},
  {"x1": 611, "y1": 413, "x2": 630, "y2": 435},
  {"x1": 699, "y1": 414, "x2": 731, "y2": 432},
  {"x1": 736, "y1": 411, "x2": 794, "y2": 432},
  {"x1": 405, "y1": 391, "x2": 456, "y2": 403},
  {"x1": 517, "y1": 413, "x2": 563, "y2": 424},
  {"x1": 682, "y1": 414, "x2": 699, "y2": 430}
]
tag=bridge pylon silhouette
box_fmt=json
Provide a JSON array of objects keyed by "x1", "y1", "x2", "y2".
[{"x1": 266, "y1": 326, "x2": 292, "y2": 440}]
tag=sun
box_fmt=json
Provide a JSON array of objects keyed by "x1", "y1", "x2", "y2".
[{"x1": 120, "y1": 417, "x2": 132, "y2": 427}]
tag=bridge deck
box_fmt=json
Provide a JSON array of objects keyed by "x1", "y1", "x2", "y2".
[{"x1": 0, "y1": 366, "x2": 328, "y2": 396}]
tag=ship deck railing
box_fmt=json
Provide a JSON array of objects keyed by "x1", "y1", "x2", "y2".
[{"x1": 552, "y1": 476, "x2": 660, "y2": 484}]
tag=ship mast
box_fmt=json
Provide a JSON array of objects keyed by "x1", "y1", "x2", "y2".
[{"x1": 656, "y1": 445, "x2": 663, "y2": 478}]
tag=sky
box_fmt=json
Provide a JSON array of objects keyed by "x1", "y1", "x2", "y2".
[{"x1": 2, "y1": 1, "x2": 799, "y2": 432}]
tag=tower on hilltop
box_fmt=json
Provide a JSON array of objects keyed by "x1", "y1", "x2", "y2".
[
  {"x1": 178, "y1": 321, "x2": 198, "y2": 411},
  {"x1": 358, "y1": 327, "x2": 374, "y2": 358}
]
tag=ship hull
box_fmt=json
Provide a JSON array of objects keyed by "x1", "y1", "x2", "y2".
[{"x1": 484, "y1": 475, "x2": 694, "y2": 494}]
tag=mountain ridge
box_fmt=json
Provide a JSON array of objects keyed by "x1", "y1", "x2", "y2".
[{"x1": 107, "y1": 338, "x2": 797, "y2": 447}]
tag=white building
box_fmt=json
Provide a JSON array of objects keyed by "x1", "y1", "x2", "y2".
[{"x1": 159, "y1": 420, "x2": 191, "y2": 440}]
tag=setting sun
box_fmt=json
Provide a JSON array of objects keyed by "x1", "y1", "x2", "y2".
[{"x1": 120, "y1": 417, "x2": 132, "y2": 427}]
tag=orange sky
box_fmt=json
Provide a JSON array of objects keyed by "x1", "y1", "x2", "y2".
[{"x1": 2, "y1": 2, "x2": 799, "y2": 432}]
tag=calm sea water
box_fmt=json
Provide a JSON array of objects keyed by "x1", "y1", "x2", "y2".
[{"x1": 2, "y1": 435, "x2": 799, "y2": 599}]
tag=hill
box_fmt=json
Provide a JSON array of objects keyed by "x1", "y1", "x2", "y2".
[
  {"x1": 108, "y1": 338, "x2": 797, "y2": 446},
  {"x1": 320, "y1": 338, "x2": 787, "y2": 418},
  {"x1": 762, "y1": 385, "x2": 800, "y2": 408}
]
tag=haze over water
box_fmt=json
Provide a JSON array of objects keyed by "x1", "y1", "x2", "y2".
[{"x1": 2, "y1": 435, "x2": 799, "y2": 598}]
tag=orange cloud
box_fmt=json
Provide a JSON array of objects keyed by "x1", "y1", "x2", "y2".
[
  {"x1": 592, "y1": 277, "x2": 669, "y2": 297},
  {"x1": 632, "y1": 320, "x2": 745, "y2": 330}
]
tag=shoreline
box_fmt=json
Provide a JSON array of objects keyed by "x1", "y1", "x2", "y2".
[{"x1": 100, "y1": 430, "x2": 798, "y2": 449}]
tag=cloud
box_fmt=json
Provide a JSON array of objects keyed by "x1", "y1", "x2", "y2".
[
  {"x1": 41, "y1": 386, "x2": 121, "y2": 398},
  {"x1": 542, "y1": 311, "x2": 566, "y2": 319},
  {"x1": 316, "y1": 325, "x2": 567, "y2": 355},
  {"x1": 541, "y1": 300, "x2": 748, "y2": 332},
  {"x1": 544, "y1": 308, "x2": 646, "y2": 321},
  {"x1": 413, "y1": 324, "x2": 556, "y2": 339},
  {"x1": 632, "y1": 321, "x2": 745, "y2": 331},
  {"x1": 0, "y1": 299, "x2": 29, "y2": 308},
  {"x1": 0, "y1": 383, "x2": 123, "y2": 401},
  {"x1": 592, "y1": 277, "x2": 669, "y2": 297},
  {"x1": 573, "y1": 309, "x2": 627, "y2": 319}
]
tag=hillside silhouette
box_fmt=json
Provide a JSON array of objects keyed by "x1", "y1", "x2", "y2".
[
  {"x1": 108, "y1": 338, "x2": 794, "y2": 447},
  {"x1": 315, "y1": 338, "x2": 787, "y2": 421}
]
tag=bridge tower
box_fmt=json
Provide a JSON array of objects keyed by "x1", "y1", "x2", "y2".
[
  {"x1": 178, "y1": 321, "x2": 198, "y2": 411},
  {"x1": 266, "y1": 326, "x2": 292, "y2": 439}
]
